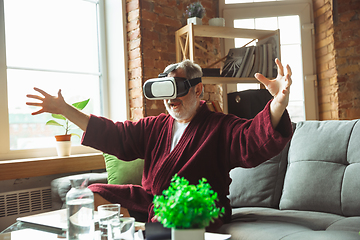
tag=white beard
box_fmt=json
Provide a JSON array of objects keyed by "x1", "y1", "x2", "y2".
[{"x1": 164, "y1": 91, "x2": 198, "y2": 122}]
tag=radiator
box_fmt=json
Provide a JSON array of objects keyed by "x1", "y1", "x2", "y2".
[{"x1": 0, "y1": 187, "x2": 52, "y2": 231}]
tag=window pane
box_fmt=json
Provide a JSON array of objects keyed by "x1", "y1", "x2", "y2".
[
  {"x1": 278, "y1": 16, "x2": 300, "y2": 44},
  {"x1": 4, "y1": 0, "x2": 99, "y2": 73},
  {"x1": 234, "y1": 19, "x2": 255, "y2": 29},
  {"x1": 255, "y1": 17, "x2": 277, "y2": 30},
  {"x1": 4, "y1": 0, "x2": 102, "y2": 151},
  {"x1": 8, "y1": 69, "x2": 101, "y2": 150},
  {"x1": 280, "y1": 44, "x2": 305, "y2": 122},
  {"x1": 234, "y1": 19, "x2": 256, "y2": 48}
]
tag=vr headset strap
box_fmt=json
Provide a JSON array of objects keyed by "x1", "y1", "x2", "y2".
[
  {"x1": 158, "y1": 63, "x2": 202, "y2": 87},
  {"x1": 184, "y1": 77, "x2": 202, "y2": 88},
  {"x1": 158, "y1": 64, "x2": 179, "y2": 78}
]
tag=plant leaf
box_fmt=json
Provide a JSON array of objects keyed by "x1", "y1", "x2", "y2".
[
  {"x1": 46, "y1": 120, "x2": 63, "y2": 127},
  {"x1": 72, "y1": 99, "x2": 90, "y2": 110},
  {"x1": 70, "y1": 133, "x2": 81, "y2": 138},
  {"x1": 51, "y1": 114, "x2": 66, "y2": 120}
]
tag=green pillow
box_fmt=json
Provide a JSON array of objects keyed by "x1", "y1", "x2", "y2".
[{"x1": 103, "y1": 153, "x2": 144, "y2": 185}]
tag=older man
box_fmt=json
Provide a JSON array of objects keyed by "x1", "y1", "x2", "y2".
[{"x1": 26, "y1": 59, "x2": 293, "y2": 231}]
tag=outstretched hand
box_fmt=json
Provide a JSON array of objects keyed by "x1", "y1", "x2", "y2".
[
  {"x1": 26, "y1": 87, "x2": 90, "y2": 131},
  {"x1": 26, "y1": 87, "x2": 67, "y2": 115},
  {"x1": 254, "y1": 58, "x2": 292, "y2": 108},
  {"x1": 254, "y1": 58, "x2": 292, "y2": 128}
]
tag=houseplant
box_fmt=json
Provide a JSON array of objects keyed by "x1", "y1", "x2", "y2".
[
  {"x1": 153, "y1": 174, "x2": 224, "y2": 240},
  {"x1": 46, "y1": 98, "x2": 90, "y2": 156},
  {"x1": 185, "y1": 1, "x2": 205, "y2": 25}
]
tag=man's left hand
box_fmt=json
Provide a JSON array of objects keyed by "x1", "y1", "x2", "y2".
[{"x1": 254, "y1": 58, "x2": 292, "y2": 128}]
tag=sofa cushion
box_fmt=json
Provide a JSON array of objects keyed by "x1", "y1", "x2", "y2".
[
  {"x1": 230, "y1": 207, "x2": 343, "y2": 230},
  {"x1": 104, "y1": 153, "x2": 144, "y2": 185},
  {"x1": 279, "y1": 119, "x2": 360, "y2": 216},
  {"x1": 227, "y1": 123, "x2": 295, "y2": 208},
  {"x1": 218, "y1": 207, "x2": 360, "y2": 240}
]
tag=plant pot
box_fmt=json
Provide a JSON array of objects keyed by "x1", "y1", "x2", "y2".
[
  {"x1": 171, "y1": 228, "x2": 205, "y2": 240},
  {"x1": 55, "y1": 134, "x2": 71, "y2": 141},
  {"x1": 209, "y1": 18, "x2": 225, "y2": 27},
  {"x1": 55, "y1": 135, "x2": 71, "y2": 157},
  {"x1": 187, "y1": 17, "x2": 202, "y2": 25}
]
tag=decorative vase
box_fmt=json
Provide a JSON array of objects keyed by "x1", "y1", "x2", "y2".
[
  {"x1": 171, "y1": 228, "x2": 205, "y2": 240},
  {"x1": 55, "y1": 134, "x2": 72, "y2": 157},
  {"x1": 187, "y1": 17, "x2": 202, "y2": 25},
  {"x1": 209, "y1": 18, "x2": 225, "y2": 27}
]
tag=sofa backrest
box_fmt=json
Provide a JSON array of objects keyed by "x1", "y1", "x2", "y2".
[
  {"x1": 228, "y1": 123, "x2": 296, "y2": 208},
  {"x1": 279, "y1": 119, "x2": 360, "y2": 216}
]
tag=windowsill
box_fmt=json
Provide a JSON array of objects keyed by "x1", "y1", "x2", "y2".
[{"x1": 0, "y1": 153, "x2": 105, "y2": 181}]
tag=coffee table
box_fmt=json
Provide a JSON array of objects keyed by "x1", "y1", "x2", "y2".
[
  {"x1": 0, "y1": 209, "x2": 145, "y2": 240},
  {"x1": 0, "y1": 228, "x2": 67, "y2": 240},
  {"x1": 1, "y1": 218, "x2": 106, "y2": 240}
]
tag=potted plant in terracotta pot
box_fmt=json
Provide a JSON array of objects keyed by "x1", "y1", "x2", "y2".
[
  {"x1": 153, "y1": 174, "x2": 224, "y2": 240},
  {"x1": 185, "y1": 1, "x2": 206, "y2": 25},
  {"x1": 46, "y1": 98, "x2": 89, "y2": 157}
]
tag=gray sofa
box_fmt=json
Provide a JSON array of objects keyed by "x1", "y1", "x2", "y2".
[{"x1": 51, "y1": 119, "x2": 360, "y2": 239}]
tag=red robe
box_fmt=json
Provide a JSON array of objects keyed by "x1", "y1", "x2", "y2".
[{"x1": 83, "y1": 100, "x2": 293, "y2": 231}]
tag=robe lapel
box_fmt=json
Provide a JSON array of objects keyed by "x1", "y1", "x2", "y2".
[{"x1": 151, "y1": 102, "x2": 212, "y2": 194}]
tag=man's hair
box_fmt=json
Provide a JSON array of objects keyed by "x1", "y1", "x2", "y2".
[
  {"x1": 163, "y1": 59, "x2": 203, "y2": 79},
  {"x1": 164, "y1": 59, "x2": 204, "y2": 98}
]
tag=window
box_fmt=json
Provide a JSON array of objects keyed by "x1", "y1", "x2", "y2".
[
  {"x1": 220, "y1": 0, "x2": 318, "y2": 121},
  {"x1": 0, "y1": 0, "x2": 128, "y2": 160}
]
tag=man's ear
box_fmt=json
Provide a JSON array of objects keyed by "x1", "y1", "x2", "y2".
[{"x1": 195, "y1": 83, "x2": 203, "y2": 97}]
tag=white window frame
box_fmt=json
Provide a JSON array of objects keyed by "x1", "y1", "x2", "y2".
[
  {"x1": 0, "y1": 0, "x2": 128, "y2": 161},
  {"x1": 219, "y1": 0, "x2": 319, "y2": 120}
]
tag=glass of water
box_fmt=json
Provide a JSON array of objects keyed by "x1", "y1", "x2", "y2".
[
  {"x1": 98, "y1": 204, "x2": 121, "y2": 237},
  {"x1": 109, "y1": 217, "x2": 135, "y2": 240}
]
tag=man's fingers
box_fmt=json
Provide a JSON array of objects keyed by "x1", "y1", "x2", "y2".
[
  {"x1": 34, "y1": 87, "x2": 50, "y2": 97},
  {"x1": 26, "y1": 102, "x2": 42, "y2": 107},
  {"x1": 31, "y1": 109, "x2": 44, "y2": 115},
  {"x1": 283, "y1": 74, "x2": 291, "y2": 94},
  {"x1": 275, "y1": 58, "x2": 284, "y2": 76},
  {"x1": 26, "y1": 94, "x2": 43, "y2": 101},
  {"x1": 286, "y1": 64, "x2": 292, "y2": 77},
  {"x1": 286, "y1": 74, "x2": 292, "y2": 87},
  {"x1": 254, "y1": 73, "x2": 270, "y2": 86}
]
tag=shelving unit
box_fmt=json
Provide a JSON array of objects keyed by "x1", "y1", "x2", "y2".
[{"x1": 175, "y1": 24, "x2": 279, "y2": 113}]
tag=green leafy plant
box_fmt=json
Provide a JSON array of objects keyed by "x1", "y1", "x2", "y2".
[
  {"x1": 46, "y1": 99, "x2": 90, "y2": 137},
  {"x1": 153, "y1": 174, "x2": 224, "y2": 229},
  {"x1": 185, "y1": 1, "x2": 206, "y2": 19}
]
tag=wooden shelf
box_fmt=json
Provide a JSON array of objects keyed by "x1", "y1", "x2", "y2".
[
  {"x1": 175, "y1": 24, "x2": 278, "y2": 113},
  {"x1": 175, "y1": 24, "x2": 277, "y2": 62},
  {"x1": 180, "y1": 25, "x2": 276, "y2": 39}
]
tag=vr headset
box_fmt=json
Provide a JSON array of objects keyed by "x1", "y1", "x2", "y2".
[{"x1": 143, "y1": 64, "x2": 202, "y2": 100}]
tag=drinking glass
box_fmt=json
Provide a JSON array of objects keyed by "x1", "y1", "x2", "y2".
[
  {"x1": 109, "y1": 217, "x2": 135, "y2": 240},
  {"x1": 98, "y1": 204, "x2": 121, "y2": 237}
]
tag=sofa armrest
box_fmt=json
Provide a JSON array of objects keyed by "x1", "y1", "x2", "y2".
[{"x1": 51, "y1": 172, "x2": 108, "y2": 210}]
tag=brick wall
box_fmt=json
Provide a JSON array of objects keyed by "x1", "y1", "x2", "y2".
[
  {"x1": 126, "y1": 0, "x2": 221, "y2": 121},
  {"x1": 314, "y1": 0, "x2": 360, "y2": 120}
]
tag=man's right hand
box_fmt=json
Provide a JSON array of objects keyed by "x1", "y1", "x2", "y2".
[
  {"x1": 26, "y1": 87, "x2": 90, "y2": 131},
  {"x1": 26, "y1": 87, "x2": 68, "y2": 115}
]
